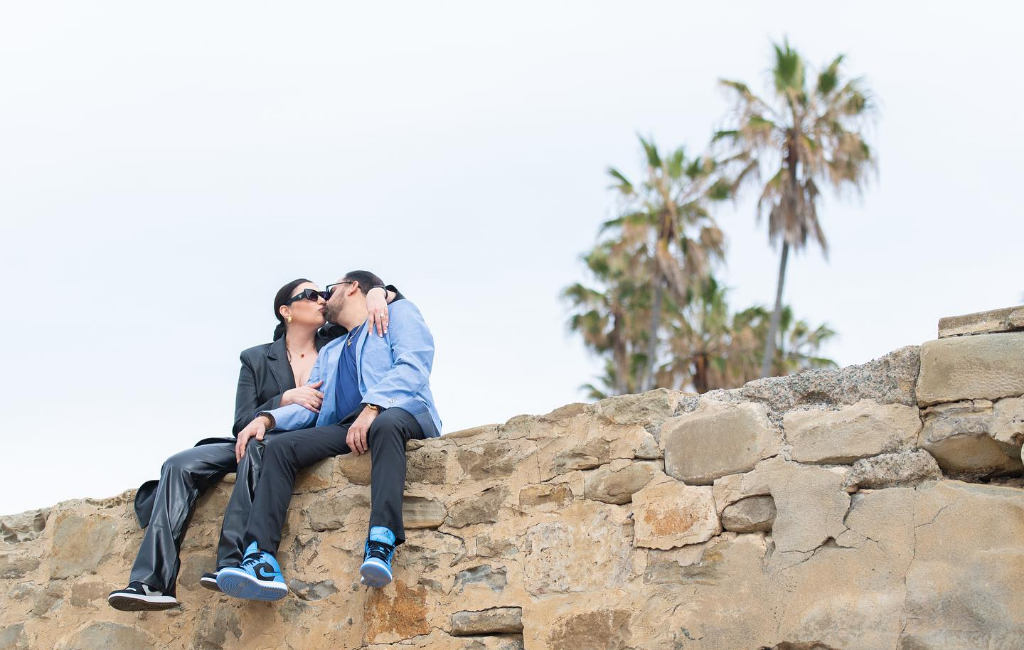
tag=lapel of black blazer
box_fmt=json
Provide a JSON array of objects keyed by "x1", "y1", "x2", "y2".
[{"x1": 266, "y1": 337, "x2": 296, "y2": 392}]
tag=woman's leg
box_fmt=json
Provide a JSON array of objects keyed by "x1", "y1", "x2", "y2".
[
  {"x1": 216, "y1": 435, "x2": 276, "y2": 568},
  {"x1": 127, "y1": 443, "x2": 236, "y2": 594}
]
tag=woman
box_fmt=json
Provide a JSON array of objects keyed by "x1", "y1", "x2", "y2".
[{"x1": 108, "y1": 279, "x2": 400, "y2": 611}]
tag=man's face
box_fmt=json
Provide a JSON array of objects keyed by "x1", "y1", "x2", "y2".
[{"x1": 323, "y1": 279, "x2": 353, "y2": 324}]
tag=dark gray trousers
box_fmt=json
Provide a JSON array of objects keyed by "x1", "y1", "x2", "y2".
[
  {"x1": 128, "y1": 435, "x2": 277, "y2": 594},
  {"x1": 246, "y1": 407, "x2": 424, "y2": 555}
]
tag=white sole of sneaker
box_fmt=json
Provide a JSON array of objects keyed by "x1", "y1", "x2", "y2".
[
  {"x1": 199, "y1": 575, "x2": 221, "y2": 592},
  {"x1": 216, "y1": 568, "x2": 288, "y2": 601},
  {"x1": 360, "y1": 558, "x2": 393, "y2": 588},
  {"x1": 107, "y1": 592, "x2": 178, "y2": 611}
]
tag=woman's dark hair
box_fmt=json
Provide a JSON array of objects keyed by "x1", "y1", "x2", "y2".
[{"x1": 272, "y1": 278, "x2": 312, "y2": 340}]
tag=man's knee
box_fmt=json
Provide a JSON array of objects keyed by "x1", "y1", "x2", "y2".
[
  {"x1": 367, "y1": 408, "x2": 419, "y2": 444},
  {"x1": 263, "y1": 435, "x2": 298, "y2": 466}
]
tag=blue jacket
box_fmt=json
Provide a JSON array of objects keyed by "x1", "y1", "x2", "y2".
[{"x1": 263, "y1": 299, "x2": 441, "y2": 438}]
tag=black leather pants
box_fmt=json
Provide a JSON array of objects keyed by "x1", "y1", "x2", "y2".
[{"x1": 128, "y1": 437, "x2": 274, "y2": 595}]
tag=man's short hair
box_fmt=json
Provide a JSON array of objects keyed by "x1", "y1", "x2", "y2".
[{"x1": 342, "y1": 270, "x2": 385, "y2": 295}]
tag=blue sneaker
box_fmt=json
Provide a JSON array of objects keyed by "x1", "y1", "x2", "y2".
[
  {"x1": 216, "y1": 542, "x2": 288, "y2": 601},
  {"x1": 360, "y1": 526, "x2": 396, "y2": 588}
]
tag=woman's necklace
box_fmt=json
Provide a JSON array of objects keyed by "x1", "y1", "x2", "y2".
[{"x1": 286, "y1": 344, "x2": 315, "y2": 361}]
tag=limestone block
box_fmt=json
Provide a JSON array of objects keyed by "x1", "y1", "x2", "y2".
[
  {"x1": 445, "y1": 486, "x2": 507, "y2": 528},
  {"x1": 938, "y1": 305, "x2": 1024, "y2": 338},
  {"x1": 457, "y1": 439, "x2": 530, "y2": 479},
  {"x1": 293, "y1": 457, "x2": 335, "y2": 492},
  {"x1": 0, "y1": 623, "x2": 27, "y2": 650},
  {"x1": 304, "y1": 488, "x2": 369, "y2": 531},
  {"x1": 633, "y1": 478, "x2": 720, "y2": 550},
  {"x1": 661, "y1": 401, "x2": 781, "y2": 485},
  {"x1": 0, "y1": 509, "x2": 48, "y2": 544},
  {"x1": 901, "y1": 481, "x2": 1024, "y2": 648},
  {"x1": 737, "y1": 345, "x2": 921, "y2": 411},
  {"x1": 784, "y1": 400, "x2": 921, "y2": 464},
  {"x1": 919, "y1": 397, "x2": 1024, "y2": 478},
  {"x1": 0, "y1": 552, "x2": 39, "y2": 579},
  {"x1": 917, "y1": 332, "x2": 1024, "y2": 405},
  {"x1": 451, "y1": 607, "x2": 523, "y2": 635},
  {"x1": 518, "y1": 483, "x2": 573, "y2": 509},
  {"x1": 49, "y1": 512, "x2": 116, "y2": 579},
  {"x1": 523, "y1": 501, "x2": 633, "y2": 594},
  {"x1": 841, "y1": 449, "x2": 942, "y2": 491},
  {"x1": 288, "y1": 578, "x2": 338, "y2": 601},
  {"x1": 753, "y1": 457, "x2": 851, "y2": 561},
  {"x1": 583, "y1": 460, "x2": 660, "y2": 504},
  {"x1": 402, "y1": 492, "x2": 446, "y2": 529},
  {"x1": 454, "y1": 564, "x2": 507, "y2": 592},
  {"x1": 542, "y1": 609, "x2": 632, "y2": 650},
  {"x1": 595, "y1": 388, "x2": 685, "y2": 427},
  {"x1": 58, "y1": 623, "x2": 153, "y2": 650},
  {"x1": 363, "y1": 579, "x2": 431, "y2": 644},
  {"x1": 407, "y1": 443, "x2": 450, "y2": 484},
  {"x1": 721, "y1": 495, "x2": 776, "y2": 533},
  {"x1": 335, "y1": 452, "x2": 372, "y2": 485}
]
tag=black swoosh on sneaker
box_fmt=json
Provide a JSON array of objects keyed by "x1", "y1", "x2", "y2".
[{"x1": 254, "y1": 564, "x2": 279, "y2": 581}]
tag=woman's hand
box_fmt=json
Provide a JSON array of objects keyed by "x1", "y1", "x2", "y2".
[
  {"x1": 235, "y1": 415, "x2": 270, "y2": 462},
  {"x1": 366, "y1": 287, "x2": 390, "y2": 337},
  {"x1": 280, "y1": 380, "x2": 324, "y2": 413}
]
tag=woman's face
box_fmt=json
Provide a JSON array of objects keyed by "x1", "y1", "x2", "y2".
[{"x1": 281, "y1": 282, "x2": 326, "y2": 329}]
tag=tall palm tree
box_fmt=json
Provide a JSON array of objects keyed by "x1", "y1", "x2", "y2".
[
  {"x1": 715, "y1": 39, "x2": 875, "y2": 378},
  {"x1": 604, "y1": 135, "x2": 729, "y2": 391}
]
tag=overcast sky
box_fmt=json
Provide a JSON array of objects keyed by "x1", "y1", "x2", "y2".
[{"x1": 1, "y1": 1, "x2": 1021, "y2": 516}]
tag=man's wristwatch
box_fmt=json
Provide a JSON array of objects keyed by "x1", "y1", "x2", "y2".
[{"x1": 364, "y1": 404, "x2": 382, "y2": 414}]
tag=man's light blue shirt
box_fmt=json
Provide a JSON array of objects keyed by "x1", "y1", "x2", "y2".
[{"x1": 262, "y1": 299, "x2": 441, "y2": 438}]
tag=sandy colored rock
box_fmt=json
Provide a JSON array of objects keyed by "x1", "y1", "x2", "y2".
[
  {"x1": 721, "y1": 495, "x2": 776, "y2": 533},
  {"x1": 450, "y1": 607, "x2": 523, "y2": 635},
  {"x1": 917, "y1": 332, "x2": 1024, "y2": 405},
  {"x1": 583, "y1": 460, "x2": 660, "y2": 504},
  {"x1": 335, "y1": 452, "x2": 373, "y2": 485},
  {"x1": 445, "y1": 486, "x2": 507, "y2": 528},
  {"x1": 363, "y1": 579, "x2": 431, "y2": 644},
  {"x1": 661, "y1": 400, "x2": 780, "y2": 484},
  {"x1": 901, "y1": 481, "x2": 1024, "y2": 648},
  {"x1": 784, "y1": 400, "x2": 921, "y2": 464},
  {"x1": 49, "y1": 512, "x2": 116, "y2": 579},
  {"x1": 938, "y1": 305, "x2": 1024, "y2": 338},
  {"x1": 633, "y1": 478, "x2": 720, "y2": 549},
  {"x1": 0, "y1": 509, "x2": 48, "y2": 544},
  {"x1": 518, "y1": 483, "x2": 573, "y2": 509},
  {"x1": 841, "y1": 449, "x2": 942, "y2": 490},
  {"x1": 919, "y1": 397, "x2": 1024, "y2": 478},
  {"x1": 402, "y1": 492, "x2": 446, "y2": 529}
]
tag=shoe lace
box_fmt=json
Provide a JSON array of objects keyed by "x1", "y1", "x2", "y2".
[
  {"x1": 366, "y1": 540, "x2": 393, "y2": 563},
  {"x1": 240, "y1": 554, "x2": 261, "y2": 569}
]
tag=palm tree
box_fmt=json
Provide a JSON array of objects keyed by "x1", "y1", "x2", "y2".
[
  {"x1": 733, "y1": 304, "x2": 838, "y2": 377},
  {"x1": 563, "y1": 238, "x2": 652, "y2": 396},
  {"x1": 604, "y1": 135, "x2": 729, "y2": 391},
  {"x1": 715, "y1": 39, "x2": 876, "y2": 378}
]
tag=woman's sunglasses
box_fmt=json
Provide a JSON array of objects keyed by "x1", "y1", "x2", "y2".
[{"x1": 285, "y1": 288, "x2": 328, "y2": 305}]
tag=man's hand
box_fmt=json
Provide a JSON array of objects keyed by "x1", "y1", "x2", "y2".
[
  {"x1": 346, "y1": 406, "x2": 379, "y2": 455},
  {"x1": 281, "y1": 380, "x2": 324, "y2": 413},
  {"x1": 235, "y1": 415, "x2": 271, "y2": 462},
  {"x1": 366, "y1": 287, "x2": 390, "y2": 337}
]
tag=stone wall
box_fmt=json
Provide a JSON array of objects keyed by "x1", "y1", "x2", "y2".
[{"x1": 2, "y1": 311, "x2": 1023, "y2": 650}]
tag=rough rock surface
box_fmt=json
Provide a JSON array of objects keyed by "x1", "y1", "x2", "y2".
[
  {"x1": 917, "y1": 331, "x2": 1024, "y2": 405},
  {"x1": 1, "y1": 330, "x2": 1023, "y2": 650}
]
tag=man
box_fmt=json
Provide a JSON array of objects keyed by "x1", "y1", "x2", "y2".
[{"x1": 216, "y1": 270, "x2": 441, "y2": 601}]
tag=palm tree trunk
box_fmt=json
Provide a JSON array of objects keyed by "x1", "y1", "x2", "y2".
[
  {"x1": 760, "y1": 241, "x2": 789, "y2": 378},
  {"x1": 642, "y1": 279, "x2": 663, "y2": 392}
]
